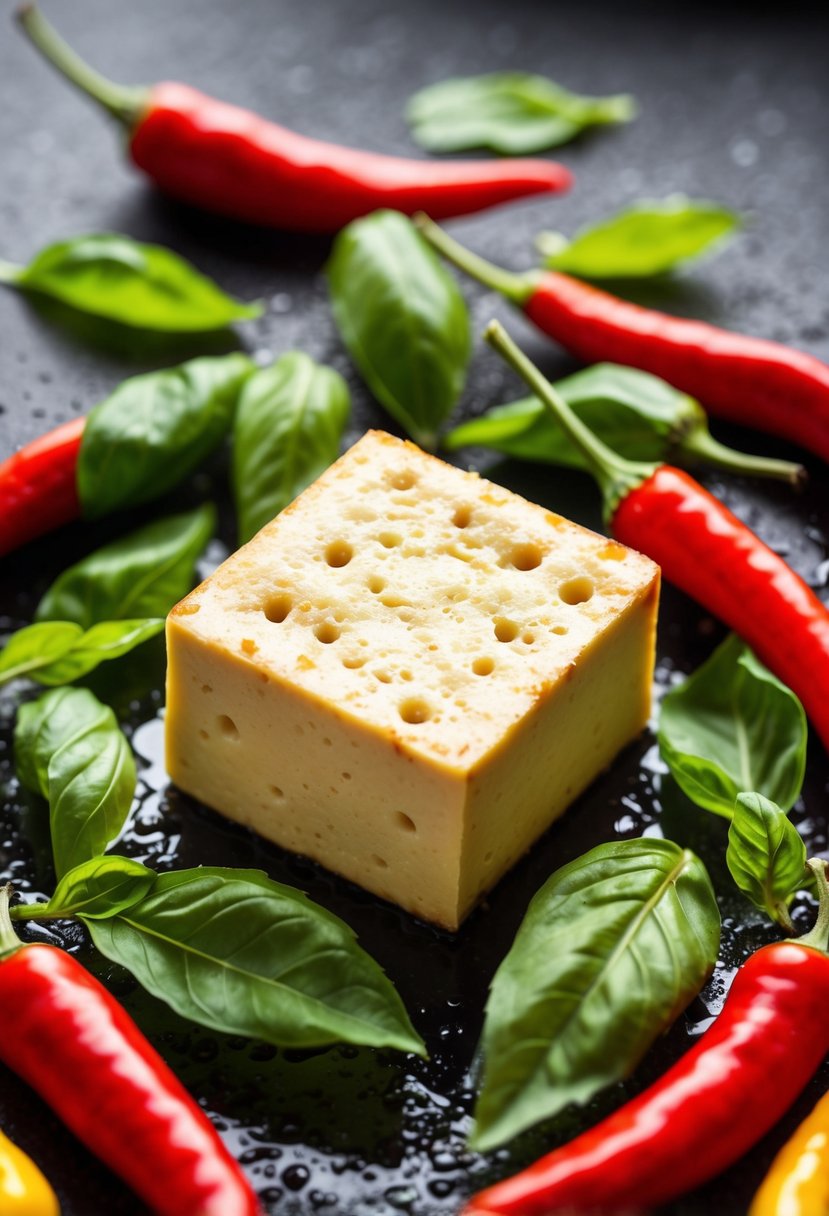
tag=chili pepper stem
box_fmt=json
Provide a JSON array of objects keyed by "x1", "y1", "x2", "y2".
[
  {"x1": 795, "y1": 860, "x2": 829, "y2": 953},
  {"x1": 0, "y1": 886, "x2": 22, "y2": 960},
  {"x1": 679, "y1": 425, "x2": 806, "y2": 487},
  {"x1": 484, "y1": 320, "x2": 656, "y2": 518},
  {"x1": 16, "y1": 5, "x2": 148, "y2": 127},
  {"x1": 414, "y1": 214, "x2": 538, "y2": 305}
]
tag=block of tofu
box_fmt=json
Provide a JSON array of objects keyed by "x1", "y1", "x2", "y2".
[{"x1": 165, "y1": 430, "x2": 659, "y2": 930}]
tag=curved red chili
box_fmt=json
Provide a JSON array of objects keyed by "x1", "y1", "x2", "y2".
[
  {"x1": 420, "y1": 217, "x2": 829, "y2": 464},
  {"x1": 612, "y1": 465, "x2": 829, "y2": 750},
  {"x1": 17, "y1": 8, "x2": 571, "y2": 232},
  {"x1": 0, "y1": 416, "x2": 83, "y2": 558},
  {"x1": 0, "y1": 887, "x2": 262, "y2": 1216},
  {"x1": 484, "y1": 320, "x2": 829, "y2": 752},
  {"x1": 464, "y1": 934, "x2": 829, "y2": 1215}
]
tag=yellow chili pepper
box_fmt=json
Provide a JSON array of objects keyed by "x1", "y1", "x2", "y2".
[
  {"x1": 0, "y1": 1127, "x2": 59, "y2": 1216},
  {"x1": 751, "y1": 1090, "x2": 829, "y2": 1216}
]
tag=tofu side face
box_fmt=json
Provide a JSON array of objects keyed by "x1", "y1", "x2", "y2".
[{"x1": 165, "y1": 430, "x2": 659, "y2": 929}]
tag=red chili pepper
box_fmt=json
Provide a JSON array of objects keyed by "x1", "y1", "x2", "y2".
[
  {"x1": 17, "y1": 8, "x2": 571, "y2": 233},
  {"x1": 464, "y1": 866, "x2": 829, "y2": 1215},
  {"x1": 419, "y1": 217, "x2": 829, "y2": 464},
  {"x1": 0, "y1": 416, "x2": 83, "y2": 559},
  {"x1": 484, "y1": 320, "x2": 829, "y2": 752},
  {"x1": 0, "y1": 887, "x2": 262, "y2": 1216}
]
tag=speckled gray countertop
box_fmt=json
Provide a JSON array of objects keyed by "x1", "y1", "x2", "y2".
[{"x1": 1, "y1": 2, "x2": 828, "y2": 1213}]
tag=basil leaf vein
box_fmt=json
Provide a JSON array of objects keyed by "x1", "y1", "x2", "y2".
[
  {"x1": 3, "y1": 234, "x2": 262, "y2": 331},
  {"x1": 0, "y1": 618, "x2": 163, "y2": 686},
  {"x1": 36, "y1": 504, "x2": 216, "y2": 627},
  {"x1": 232, "y1": 352, "x2": 350, "y2": 543},
  {"x1": 537, "y1": 197, "x2": 740, "y2": 278},
  {"x1": 15, "y1": 687, "x2": 136, "y2": 877},
  {"x1": 727, "y1": 792, "x2": 807, "y2": 929},
  {"x1": 87, "y1": 867, "x2": 426, "y2": 1054},
  {"x1": 12, "y1": 855, "x2": 155, "y2": 921},
  {"x1": 328, "y1": 210, "x2": 469, "y2": 449},
  {"x1": 658, "y1": 635, "x2": 807, "y2": 818},
  {"x1": 78, "y1": 353, "x2": 253, "y2": 519},
  {"x1": 444, "y1": 363, "x2": 699, "y2": 468},
  {"x1": 471, "y1": 837, "x2": 719, "y2": 1151}
]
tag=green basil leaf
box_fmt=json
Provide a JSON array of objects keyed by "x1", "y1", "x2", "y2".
[
  {"x1": 328, "y1": 210, "x2": 469, "y2": 449},
  {"x1": 87, "y1": 867, "x2": 426, "y2": 1055},
  {"x1": 406, "y1": 72, "x2": 635, "y2": 155},
  {"x1": 0, "y1": 234, "x2": 262, "y2": 331},
  {"x1": 232, "y1": 352, "x2": 350, "y2": 543},
  {"x1": 36, "y1": 504, "x2": 216, "y2": 628},
  {"x1": 536, "y1": 197, "x2": 740, "y2": 278},
  {"x1": 0, "y1": 618, "x2": 163, "y2": 687},
  {"x1": 444, "y1": 363, "x2": 699, "y2": 468},
  {"x1": 14, "y1": 855, "x2": 155, "y2": 921},
  {"x1": 0, "y1": 621, "x2": 83, "y2": 684},
  {"x1": 658, "y1": 635, "x2": 807, "y2": 819},
  {"x1": 727, "y1": 793, "x2": 807, "y2": 929},
  {"x1": 78, "y1": 354, "x2": 253, "y2": 519},
  {"x1": 15, "y1": 686, "x2": 111, "y2": 798},
  {"x1": 15, "y1": 687, "x2": 136, "y2": 877},
  {"x1": 471, "y1": 838, "x2": 719, "y2": 1151}
]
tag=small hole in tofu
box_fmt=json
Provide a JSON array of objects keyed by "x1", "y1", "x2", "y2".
[
  {"x1": 342, "y1": 655, "x2": 366, "y2": 669},
  {"x1": 264, "y1": 593, "x2": 292, "y2": 623},
  {"x1": 217, "y1": 714, "x2": 239, "y2": 740},
  {"x1": 372, "y1": 854, "x2": 389, "y2": 869},
  {"x1": 375, "y1": 669, "x2": 392, "y2": 684},
  {"x1": 453, "y1": 504, "x2": 471, "y2": 528},
  {"x1": 378, "y1": 531, "x2": 402, "y2": 548},
  {"x1": 368, "y1": 575, "x2": 386, "y2": 594},
  {"x1": 473, "y1": 656, "x2": 495, "y2": 676},
  {"x1": 559, "y1": 576, "x2": 595, "y2": 605},
  {"x1": 342, "y1": 772, "x2": 352, "y2": 781},
  {"x1": 325, "y1": 539, "x2": 353, "y2": 568},
  {"x1": 494, "y1": 618, "x2": 519, "y2": 643},
  {"x1": 552, "y1": 624, "x2": 569, "y2": 636},
  {"x1": 269, "y1": 784, "x2": 284, "y2": 799},
  {"x1": 201, "y1": 684, "x2": 213, "y2": 694},
  {"x1": 199, "y1": 729, "x2": 210, "y2": 741},
  {"x1": 510, "y1": 542, "x2": 543, "y2": 571},
  {"x1": 390, "y1": 469, "x2": 417, "y2": 490},
  {"x1": 522, "y1": 632, "x2": 535, "y2": 645},
  {"x1": 315, "y1": 622, "x2": 341, "y2": 644},
  {"x1": 396, "y1": 812, "x2": 417, "y2": 833},
  {"x1": 399, "y1": 697, "x2": 432, "y2": 725}
]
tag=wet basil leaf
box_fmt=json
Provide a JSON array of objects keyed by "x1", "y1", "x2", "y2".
[
  {"x1": 407, "y1": 72, "x2": 635, "y2": 155},
  {"x1": 13, "y1": 855, "x2": 155, "y2": 922},
  {"x1": 88, "y1": 867, "x2": 426, "y2": 1055},
  {"x1": 232, "y1": 352, "x2": 350, "y2": 543},
  {"x1": 0, "y1": 618, "x2": 163, "y2": 687},
  {"x1": 445, "y1": 363, "x2": 699, "y2": 467},
  {"x1": 536, "y1": 197, "x2": 739, "y2": 278},
  {"x1": 727, "y1": 793, "x2": 807, "y2": 930},
  {"x1": 15, "y1": 687, "x2": 135, "y2": 877},
  {"x1": 658, "y1": 635, "x2": 807, "y2": 819},
  {"x1": 78, "y1": 353, "x2": 253, "y2": 519},
  {"x1": 328, "y1": 210, "x2": 469, "y2": 450},
  {"x1": 471, "y1": 838, "x2": 719, "y2": 1151},
  {"x1": 0, "y1": 234, "x2": 262, "y2": 331},
  {"x1": 36, "y1": 504, "x2": 215, "y2": 628},
  {"x1": 0, "y1": 621, "x2": 82, "y2": 684}
]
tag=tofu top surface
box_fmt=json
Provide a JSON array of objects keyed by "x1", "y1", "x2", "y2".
[{"x1": 170, "y1": 430, "x2": 659, "y2": 773}]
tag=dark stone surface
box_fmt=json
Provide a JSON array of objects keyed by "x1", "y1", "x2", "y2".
[{"x1": 1, "y1": 2, "x2": 828, "y2": 1213}]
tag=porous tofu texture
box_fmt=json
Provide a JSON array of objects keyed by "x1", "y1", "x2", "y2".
[{"x1": 166, "y1": 430, "x2": 659, "y2": 929}]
